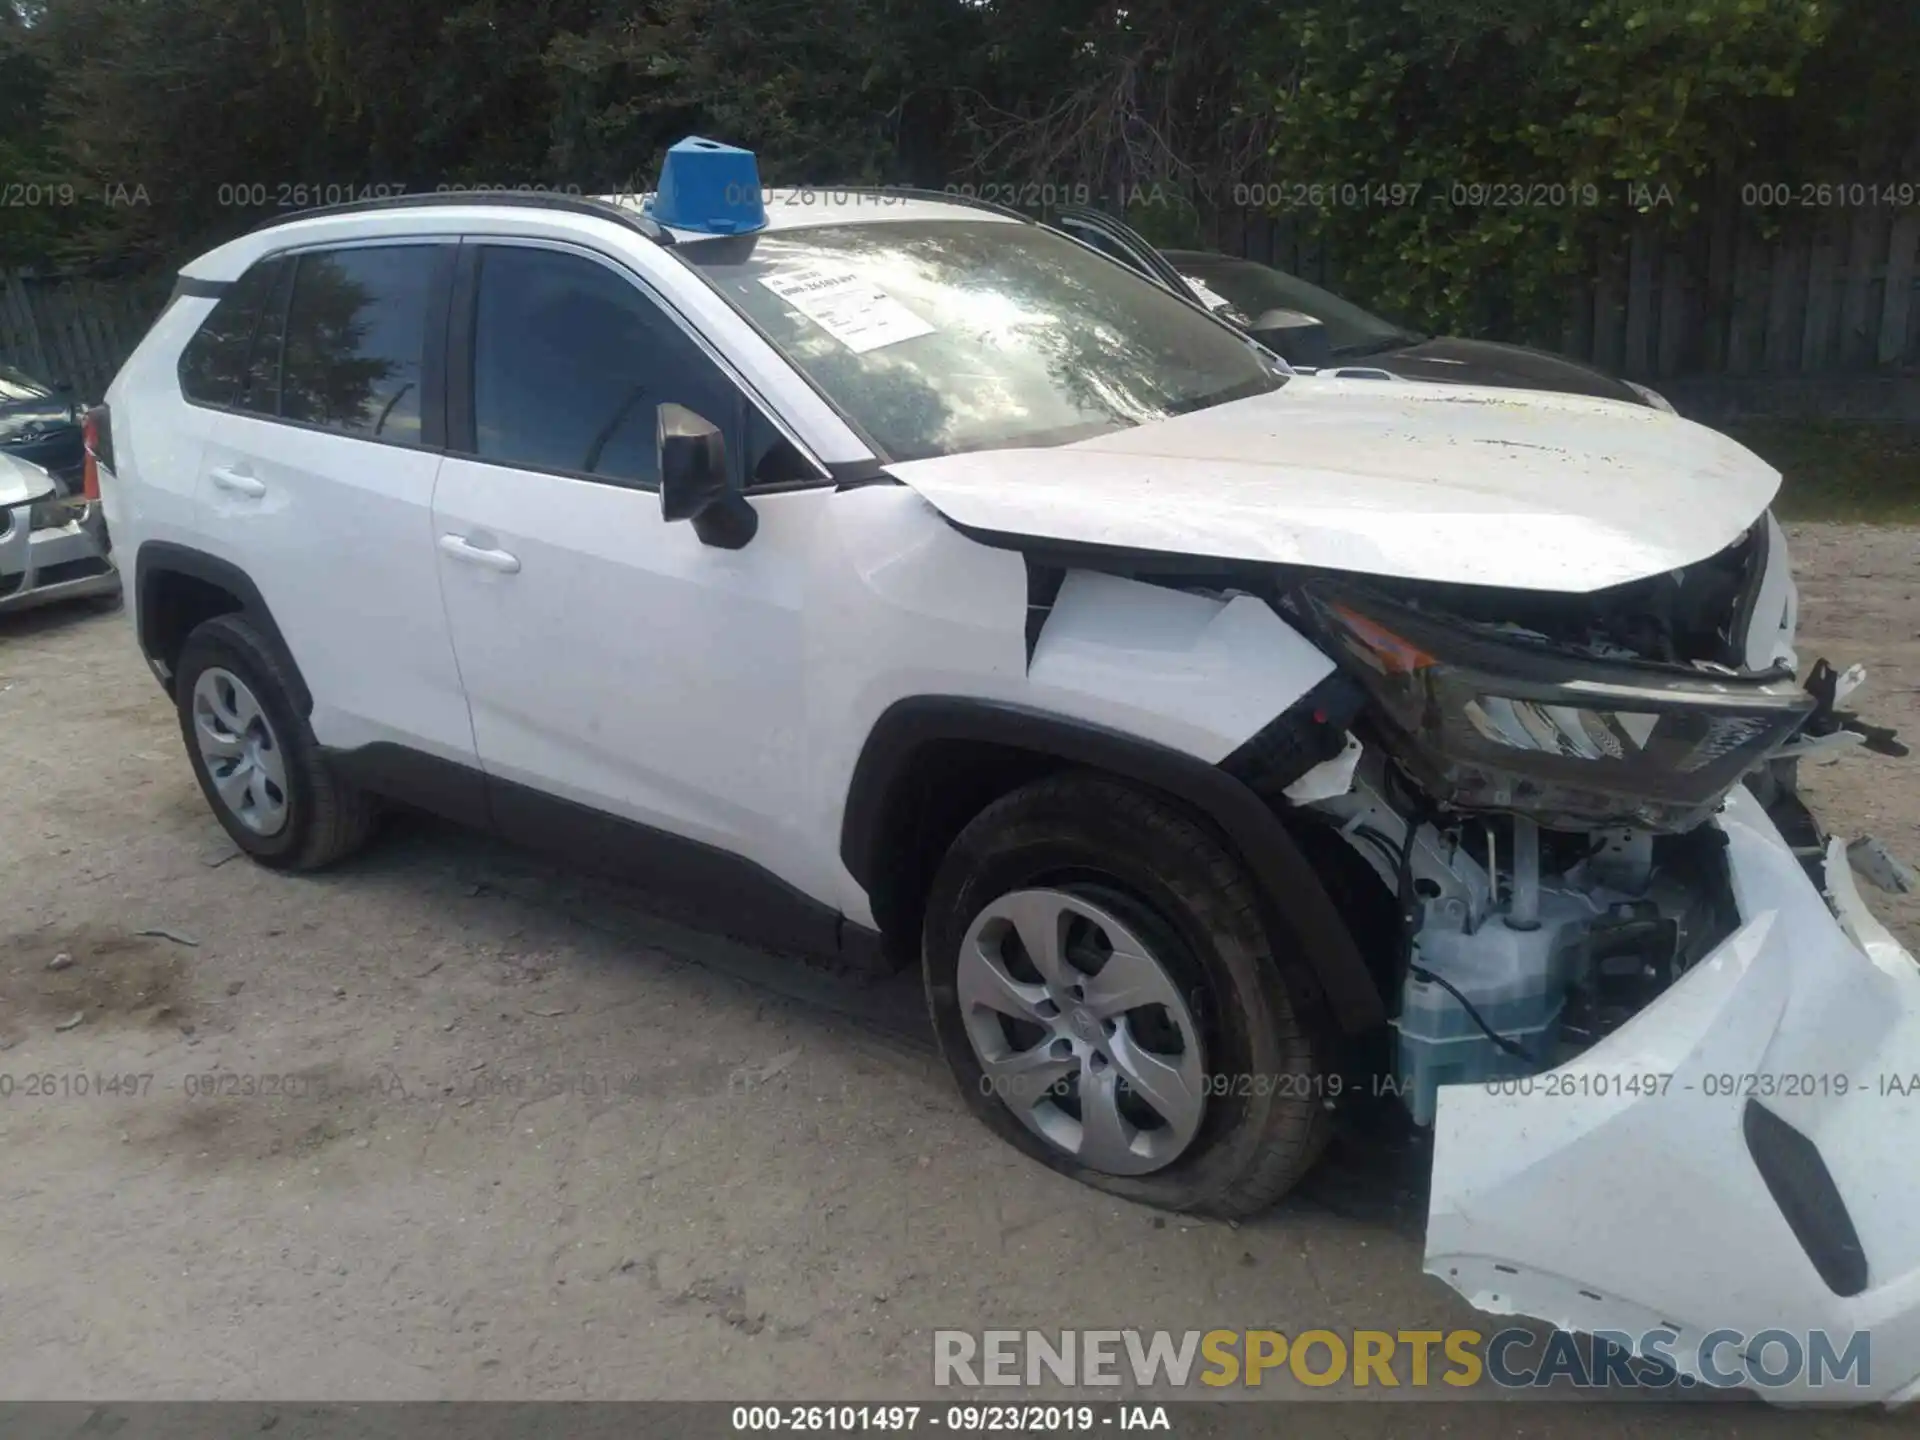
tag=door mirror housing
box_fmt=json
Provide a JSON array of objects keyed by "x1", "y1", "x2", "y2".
[
  {"x1": 658, "y1": 403, "x2": 728, "y2": 521},
  {"x1": 1247, "y1": 309, "x2": 1332, "y2": 368},
  {"x1": 657, "y1": 402, "x2": 758, "y2": 549}
]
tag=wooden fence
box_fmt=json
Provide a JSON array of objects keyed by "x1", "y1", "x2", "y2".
[
  {"x1": 1217, "y1": 204, "x2": 1920, "y2": 384},
  {"x1": 0, "y1": 269, "x2": 171, "y2": 403}
]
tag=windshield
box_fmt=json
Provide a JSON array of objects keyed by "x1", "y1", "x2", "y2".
[
  {"x1": 1162, "y1": 252, "x2": 1419, "y2": 358},
  {"x1": 680, "y1": 221, "x2": 1281, "y2": 462}
]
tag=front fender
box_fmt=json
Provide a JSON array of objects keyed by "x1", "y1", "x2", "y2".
[{"x1": 840, "y1": 695, "x2": 1385, "y2": 1033}]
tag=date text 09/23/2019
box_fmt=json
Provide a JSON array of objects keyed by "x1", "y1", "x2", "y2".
[{"x1": 729, "y1": 1406, "x2": 1169, "y2": 1433}]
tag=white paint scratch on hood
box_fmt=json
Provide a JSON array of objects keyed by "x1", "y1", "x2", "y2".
[{"x1": 885, "y1": 376, "x2": 1781, "y2": 593}]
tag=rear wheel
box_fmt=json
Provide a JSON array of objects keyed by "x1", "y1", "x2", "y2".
[
  {"x1": 922, "y1": 772, "x2": 1332, "y2": 1216},
  {"x1": 174, "y1": 614, "x2": 378, "y2": 870}
]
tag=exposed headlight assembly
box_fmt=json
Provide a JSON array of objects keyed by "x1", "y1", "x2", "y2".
[{"x1": 1299, "y1": 581, "x2": 1816, "y2": 832}]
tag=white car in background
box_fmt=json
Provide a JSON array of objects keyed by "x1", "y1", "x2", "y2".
[
  {"x1": 93, "y1": 139, "x2": 1917, "y2": 1401},
  {"x1": 0, "y1": 446, "x2": 120, "y2": 615}
]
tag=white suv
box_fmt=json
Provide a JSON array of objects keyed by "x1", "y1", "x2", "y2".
[{"x1": 98, "y1": 140, "x2": 1920, "y2": 1399}]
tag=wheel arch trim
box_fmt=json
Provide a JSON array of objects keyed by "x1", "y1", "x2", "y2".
[
  {"x1": 133, "y1": 540, "x2": 312, "y2": 715},
  {"x1": 839, "y1": 695, "x2": 1385, "y2": 1032}
]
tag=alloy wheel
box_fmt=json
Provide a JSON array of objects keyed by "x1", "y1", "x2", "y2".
[
  {"x1": 191, "y1": 667, "x2": 290, "y2": 837},
  {"x1": 956, "y1": 887, "x2": 1206, "y2": 1175}
]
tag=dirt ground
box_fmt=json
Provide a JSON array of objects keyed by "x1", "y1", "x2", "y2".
[{"x1": 0, "y1": 522, "x2": 1915, "y2": 1432}]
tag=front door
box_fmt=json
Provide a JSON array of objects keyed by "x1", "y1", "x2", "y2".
[{"x1": 428, "y1": 238, "x2": 839, "y2": 909}]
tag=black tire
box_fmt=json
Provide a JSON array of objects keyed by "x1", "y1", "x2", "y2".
[
  {"x1": 923, "y1": 771, "x2": 1333, "y2": 1217},
  {"x1": 174, "y1": 614, "x2": 378, "y2": 871}
]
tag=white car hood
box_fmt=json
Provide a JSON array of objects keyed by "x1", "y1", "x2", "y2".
[
  {"x1": 0, "y1": 451, "x2": 56, "y2": 509},
  {"x1": 885, "y1": 376, "x2": 1780, "y2": 593}
]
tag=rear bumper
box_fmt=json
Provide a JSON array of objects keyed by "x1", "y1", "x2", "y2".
[
  {"x1": 1425, "y1": 785, "x2": 1920, "y2": 1404},
  {"x1": 0, "y1": 499, "x2": 120, "y2": 614}
]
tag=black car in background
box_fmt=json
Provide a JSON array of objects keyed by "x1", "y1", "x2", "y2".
[
  {"x1": 0, "y1": 361, "x2": 85, "y2": 484},
  {"x1": 1053, "y1": 208, "x2": 1673, "y2": 410}
]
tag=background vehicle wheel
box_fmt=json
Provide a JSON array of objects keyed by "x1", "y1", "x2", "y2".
[
  {"x1": 174, "y1": 614, "x2": 378, "y2": 871},
  {"x1": 923, "y1": 772, "x2": 1333, "y2": 1216}
]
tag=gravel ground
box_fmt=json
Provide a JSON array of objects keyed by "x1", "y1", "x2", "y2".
[{"x1": 0, "y1": 522, "x2": 1914, "y2": 1431}]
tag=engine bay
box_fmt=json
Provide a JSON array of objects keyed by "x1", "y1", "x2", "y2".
[
  {"x1": 1304, "y1": 747, "x2": 1746, "y2": 1126},
  {"x1": 1338, "y1": 520, "x2": 1772, "y2": 670},
  {"x1": 1262, "y1": 521, "x2": 1813, "y2": 1124}
]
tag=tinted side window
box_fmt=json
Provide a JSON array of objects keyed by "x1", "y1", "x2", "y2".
[
  {"x1": 238, "y1": 260, "x2": 292, "y2": 416},
  {"x1": 470, "y1": 245, "x2": 809, "y2": 489},
  {"x1": 280, "y1": 246, "x2": 437, "y2": 445},
  {"x1": 177, "y1": 259, "x2": 281, "y2": 407}
]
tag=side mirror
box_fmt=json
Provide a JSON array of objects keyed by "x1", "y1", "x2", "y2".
[
  {"x1": 657, "y1": 402, "x2": 758, "y2": 549},
  {"x1": 1247, "y1": 309, "x2": 1332, "y2": 369}
]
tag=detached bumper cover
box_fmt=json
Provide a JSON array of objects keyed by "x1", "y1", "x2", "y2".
[
  {"x1": 0, "y1": 500, "x2": 118, "y2": 614},
  {"x1": 1425, "y1": 786, "x2": 1920, "y2": 1404}
]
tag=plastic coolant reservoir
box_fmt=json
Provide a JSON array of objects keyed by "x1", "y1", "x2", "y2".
[{"x1": 1392, "y1": 900, "x2": 1586, "y2": 1127}]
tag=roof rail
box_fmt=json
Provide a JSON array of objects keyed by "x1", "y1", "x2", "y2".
[{"x1": 247, "y1": 190, "x2": 675, "y2": 246}]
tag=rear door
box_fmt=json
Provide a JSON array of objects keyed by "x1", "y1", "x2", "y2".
[
  {"x1": 114, "y1": 262, "x2": 287, "y2": 570},
  {"x1": 194, "y1": 240, "x2": 478, "y2": 769}
]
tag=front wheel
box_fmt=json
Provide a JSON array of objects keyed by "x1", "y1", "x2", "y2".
[{"x1": 922, "y1": 773, "x2": 1332, "y2": 1216}]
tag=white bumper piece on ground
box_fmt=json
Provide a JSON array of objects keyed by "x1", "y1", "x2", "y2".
[{"x1": 1425, "y1": 786, "x2": 1920, "y2": 1404}]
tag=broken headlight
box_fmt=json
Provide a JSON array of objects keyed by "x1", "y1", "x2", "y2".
[{"x1": 1298, "y1": 581, "x2": 1816, "y2": 832}]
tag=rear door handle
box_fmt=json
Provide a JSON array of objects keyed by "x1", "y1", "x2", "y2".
[
  {"x1": 438, "y1": 533, "x2": 521, "y2": 574},
  {"x1": 209, "y1": 466, "x2": 266, "y2": 498}
]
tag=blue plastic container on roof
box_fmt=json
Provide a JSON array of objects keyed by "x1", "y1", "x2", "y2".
[{"x1": 646, "y1": 137, "x2": 768, "y2": 235}]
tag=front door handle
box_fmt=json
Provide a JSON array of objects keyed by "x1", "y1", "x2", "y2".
[
  {"x1": 209, "y1": 466, "x2": 266, "y2": 498},
  {"x1": 438, "y1": 533, "x2": 521, "y2": 574}
]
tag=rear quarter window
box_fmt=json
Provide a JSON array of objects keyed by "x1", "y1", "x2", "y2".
[{"x1": 176, "y1": 259, "x2": 283, "y2": 408}]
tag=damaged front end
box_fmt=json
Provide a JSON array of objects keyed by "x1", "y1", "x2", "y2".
[
  {"x1": 1240, "y1": 517, "x2": 1920, "y2": 1403},
  {"x1": 1423, "y1": 799, "x2": 1920, "y2": 1405},
  {"x1": 1291, "y1": 569, "x2": 1815, "y2": 836}
]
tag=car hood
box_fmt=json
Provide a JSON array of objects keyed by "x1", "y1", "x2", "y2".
[
  {"x1": 1366, "y1": 336, "x2": 1644, "y2": 405},
  {"x1": 883, "y1": 376, "x2": 1780, "y2": 593},
  {"x1": 0, "y1": 451, "x2": 57, "y2": 509}
]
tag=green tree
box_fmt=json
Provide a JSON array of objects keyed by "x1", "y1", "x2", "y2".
[
  {"x1": 1259, "y1": 0, "x2": 1829, "y2": 341},
  {"x1": 952, "y1": 0, "x2": 1289, "y2": 220},
  {"x1": 544, "y1": 0, "x2": 989, "y2": 188},
  {"x1": 0, "y1": 1, "x2": 70, "y2": 267}
]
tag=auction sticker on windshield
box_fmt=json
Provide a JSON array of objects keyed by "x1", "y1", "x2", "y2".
[{"x1": 759, "y1": 265, "x2": 935, "y2": 353}]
